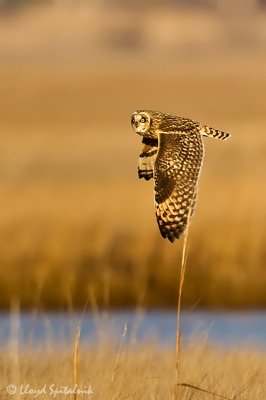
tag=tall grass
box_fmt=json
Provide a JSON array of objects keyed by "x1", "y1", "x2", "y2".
[
  {"x1": 1, "y1": 337, "x2": 266, "y2": 399},
  {"x1": 174, "y1": 213, "x2": 191, "y2": 399},
  {"x1": 0, "y1": 5, "x2": 266, "y2": 310}
]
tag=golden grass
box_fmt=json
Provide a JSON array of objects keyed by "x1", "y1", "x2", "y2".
[
  {"x1": 0, "y1": 5, "x2": 265, "y2": 309},
  {"x1": 1, "y1": 340, "x2": 266, "y2": 399},
  {"x1": 0, "y1": 8, "x2": 265, "y2": 400},
  {"x1": 174, "y1": 210, "x2": 192, "y2": 400},
  {"x1": 0, "y1": 66, "x2": 265, "y2": 308}
]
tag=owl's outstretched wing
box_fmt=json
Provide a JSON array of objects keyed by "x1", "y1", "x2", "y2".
[
  {"x1": 138, "y1": 137, "x2": 158, "y2": 180},
  {"x1": 154, "y1": 131, "x2": 204, "y2": 242}
]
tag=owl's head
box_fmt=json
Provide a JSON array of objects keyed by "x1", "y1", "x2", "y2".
[{"x1": 131, "y1": 111, "x2": 151, "y2": 136}]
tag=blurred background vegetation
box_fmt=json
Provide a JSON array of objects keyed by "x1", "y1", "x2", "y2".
[{"x1": 0, "y1": 0, "x2": 265, "y2": 310}]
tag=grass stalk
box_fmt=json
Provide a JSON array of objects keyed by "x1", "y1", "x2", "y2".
[
  {"x1": 9, "y1": 299, "x2": 21, "y2": 400},
  {"x1": 73, "y1": 324, "x2": 81, "y2": 400},
  {"x1": 72, "y1": 297, "x2": 90, "y2": 400},
  {"x1": 111, "y1": 323, "x2": 128, "y2": 384},
  {"x1": 173, "y1": 211, "x2": 237, "y2": 400},
  {"x1": 174, "y1": 210, "x2": 191, "y2": 399}
]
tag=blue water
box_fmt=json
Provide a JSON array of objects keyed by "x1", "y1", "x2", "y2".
[{"x1": 1, "y1": 310, "x2": 266, "y2": 348}]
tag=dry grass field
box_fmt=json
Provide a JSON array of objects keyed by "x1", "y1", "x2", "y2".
[
  {"x1": 0, "y1": 4, "x2": 266, "y2": 400},
  {"x1": 2, "y1": 340, "x2": 266, "y2": 399},
  {"x1": 0, "y1": 3, "x2": 266, "y2": 309}
]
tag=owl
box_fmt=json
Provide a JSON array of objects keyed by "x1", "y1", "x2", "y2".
[{"x1": 131, "y1": 110, "x2": 230, "y2": 242}]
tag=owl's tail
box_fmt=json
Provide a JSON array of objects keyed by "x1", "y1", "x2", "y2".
[{"x1": 200, "y1": 126, "x2": 231, "y2": 141}]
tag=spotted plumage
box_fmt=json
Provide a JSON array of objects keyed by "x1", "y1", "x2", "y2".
[
  {"x1": 131, "y1": 110, "x2": 230, "y2": 242},
  {"x1": 138, "y1": 137, "x2": 158, "y2": 180}
]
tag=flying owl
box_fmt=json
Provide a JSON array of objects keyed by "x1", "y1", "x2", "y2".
[{"x1": 131, "y1": 110, "x2": 230, "y2": 242}]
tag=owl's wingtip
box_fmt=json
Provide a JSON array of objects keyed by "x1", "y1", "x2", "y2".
[
  {"x1": 160, "y1": 230, "x2": 182, "y2": 243},
  {"x1": 168, "y1": 236, "x2": 177, "y2": 243}
]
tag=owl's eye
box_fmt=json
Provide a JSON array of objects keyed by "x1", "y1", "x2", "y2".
[
  {"x1": 140, "y1": 117, "x2": 146, "y2": 123},
  {"x1": 131, "y1": 117, "x2": 135, "y2": 124}
]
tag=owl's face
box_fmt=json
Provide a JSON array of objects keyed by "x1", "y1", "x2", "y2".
[{"x1": 131, "y1": 111, "x2": 151, "y2": 136}]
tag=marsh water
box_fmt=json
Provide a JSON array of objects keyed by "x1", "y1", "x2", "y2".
[{"x1": 1, "y1": 311, "x2": 266, "y2": 348}]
